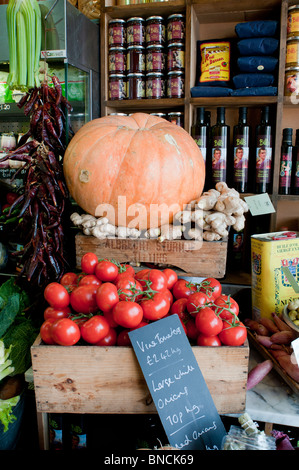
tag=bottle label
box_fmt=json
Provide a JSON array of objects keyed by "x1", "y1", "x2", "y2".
[
  {"x1": 193, "y1": 134, "x2": 207, "y2": 162},
  {"x1": 295, "y1": 149, "x2": 299, "y2": 189},
  {"x1": 256, "y1": 146, "x2": 272, "y2": 183},
  {"x1": 212, "y1": 139, "x2": 227, "y2": 182},
  {"x1": 233, "y1": 136, "x2": 249, "y2": 183},
  {"x1": 279, "y1": 150, "x2": 292, "y2": 189}
]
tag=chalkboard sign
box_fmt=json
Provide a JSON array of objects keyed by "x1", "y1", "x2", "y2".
[{"x1": 129, "y1": 314, "x2": 227, "y2": 450}]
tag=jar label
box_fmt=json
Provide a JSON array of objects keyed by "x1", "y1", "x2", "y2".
[
  {"x1": 167, "y1": 76, "x2": 184, "y2": 98},
  {"x1": 286, "y1": 42, "x2": 299, "y2": 64},
  {"x1": 127, "y1": 51, "x2": 145, "y2": 72},
  {"x1": 109, "y1": 79, "x2": 126, "y2": 100},
  {"x1": 167, "y1": 21, "x2": 185, "y2": 41},
  {"x1": 146, "y1": 24, "x2": 165, "y2": 44},
  {"x1": 288, "y1": 11, "x2": 299, "y2": 34},
  {"x1": 285, "y1": 70, "x2": 299, "y2": 95},
  {"x1": 127, "y1": 24, "x2": 145, "y2": 45},
  {"x1": 146, "y1": 51, "x2": 165, "y2": 72},
  {"x1": 109, "y1": 52, "x2": 126, "y2": 73},
  {"x1": 168, "y1": 49, "x2": 185, "y2": 70},
  {"x1": 109, "y1": 26, "x2": 125, "y2": 46},
  {"x1": 146, "y1": 78, "x2": 164, "y2": 98},
  {"x1": 128, "y1": 78, "x2": 145, "y2": 99}
]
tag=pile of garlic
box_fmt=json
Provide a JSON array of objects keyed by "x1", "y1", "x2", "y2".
[{"x1": 70, "y1": 182, "x2": 248, "y2": 242}]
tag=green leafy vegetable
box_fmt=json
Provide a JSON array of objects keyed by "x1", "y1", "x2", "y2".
[
  {"x1": 0, "y1": 341, "x2": 14, "y2": 382},
  {"x1": 0, "y1": 396, "x2": 20, "y2": 432},
  {"x1": 3, "y1": 319, "x2": 38, "y2": 375},
  {"x1": 0, "y1": 277, "x2": 30, "y2": 338}
]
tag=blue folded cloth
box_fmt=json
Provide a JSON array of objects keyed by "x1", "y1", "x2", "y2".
[
  {"x1": 230, "y1": 86, "x2": 278, "y2": 96},
  {"x1": 233, "y1": 73, "x2": 275, "y2": 89},
  {"x1": 237, "y1": 56, "x2": 278, "y2": 73},
  {"x1": 191, "y1": 86, "x2": 233, "y2": 97},
  {"x1": 237, "y1": 37, "x2": 279, "y2": 56},
  {"x1": 235, "y1": 20, "x2": 278, "y2": 38}
]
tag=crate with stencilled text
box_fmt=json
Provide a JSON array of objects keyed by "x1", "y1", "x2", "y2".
[{"x1": 75, "y1": 233, "x2": 228, "y2": 278}]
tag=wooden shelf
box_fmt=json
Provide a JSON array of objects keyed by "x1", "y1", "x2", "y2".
[
  {"x1": 103, "y1": 0, "x2": 186, "y2": 19},
  {"x1": 105, "y1": 98, "x2": 185, "y2": 110},
  {"x1": 190, "y1": 97, "x2": 278, "y2": 107}
]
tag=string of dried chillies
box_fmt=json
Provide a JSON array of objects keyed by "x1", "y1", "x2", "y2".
[{"x1": 1, "y1": 75, "x2": 73, "y2": 288}]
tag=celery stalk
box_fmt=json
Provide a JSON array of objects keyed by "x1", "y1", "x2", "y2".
[
  {"x1": 20, "y1": 0, "x2": 35, "y2": 89},
  {"x1": 32, "y1": 0, "x2": 42, "y2": 88},
  {"x1": 16, "y1": 10, "x2": 27, "y2": 90}
]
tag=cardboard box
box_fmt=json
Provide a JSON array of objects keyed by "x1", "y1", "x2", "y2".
[
  {"x1": 31, "y1": 335, "x2": 249, "y2": 415},
  {"x1": 251, "y1": 231, "x2": 299, "y2": 320}
]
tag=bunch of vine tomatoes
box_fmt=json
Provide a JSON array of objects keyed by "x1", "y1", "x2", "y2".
[{"x1": 40, "y1": 253, "x2": 247, "y2": 347}]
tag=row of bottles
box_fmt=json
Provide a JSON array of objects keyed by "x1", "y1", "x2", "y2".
[
  {"x1": 279, "y1": 127, "x2": 299, "y2": 195},
  {"x1": 191, "y1": 106, "x2": 273, "y2": 193}
]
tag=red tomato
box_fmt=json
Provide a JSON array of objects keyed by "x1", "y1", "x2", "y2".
[
  {"x1": 130, "y1": 321, "x2": 148, "y2": 330},
  {"x1": 80, "y1": 315, "x2": 110, "y2": 344},
  {"x1": 81, "y1": 252, "x2": 98, "y2": 274},
  {"x1": 164, "y1": 289, "x2": 173, "y2": 306},
  {"x1": 112, "y1": 301, "x2": 143, "y2": 328},
  {"x1": 96, "y1": 282, "x2": 119, "y2": 312},
  {"x1": 117, "y1": 329, "x2": 131, "y2": 346},
  {"x1": 44, "y1": 306, "x2": 71, "y2": 320},
  {"x1": 95, "y1": 260, "x2": 119, "y2": 282},
  {"x1": 137, "y1": 269, "x2": 168, "y2": 293},
  {"x1": 172, "y1": 279, "x2": 197, "y2": 300},
  {"x1": 213, "y1": 294, "x2": 239, "y2": 321},
  {"x1": 40, "y1": 318, "x2": 56, "y2": 344},
  {"x1": 218, "y1": 320, "x2": 247, "y2": 346},
  {"x1": 79, "y1": 274, "x2": 102, "y2": 287},
  {"x1": 44, "y1": 282, "x2": 70, "y2": 309},
  {"x1": 140, "y1": 292, "x2": 170, "y2": 321},
  {"x1": 195, "y1": 307, "x2": 223, "y2": 337},
  {"x1": 6, "y1": 192, "x2": 19, "y2": 205},
  {"x1": 185, "y1": 318, "x2": 200, "y2": 340},
  {"x1": 116, "y1": 277, "x2": 143, "y2": 302},
  {"x1": 163, "y1": 268, "x2": 178, "y2": 290},
  {"x1": 197, "y1": 334, "x2": 222, "y2": 346},
  {"x1": 60, "y1": 272, "x2": 78, "y2": 291},
  {"x1": 134, "y1": 269, "x2": 150, "y2": 281},
  {"x1": 51, "y1": 318, "x2": 81, "y2": 346},
  {"x1": 70, "y1": 285, "x2": 98, "y2": 314},
  {"x1": 170, "y1": 298, "x2": 189, "y2": 322},
  {"x1": 186, "y1": 291, "x2": 210, "y2": 316},
  {"x1": 119, "y1": 264, "x2": 135, "y2": 277},
  {"x1": 95, "y1": 327, "x2": 117, "y2": 346},
  {"x1": 199, "y1": 277, "x2": 222, "y2": 301},
  {"x1": 113, "y1": 271, "x2": 134, "y2": 285}
]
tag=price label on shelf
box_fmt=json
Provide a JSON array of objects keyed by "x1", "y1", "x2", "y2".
[{"x1": 244, "y1": 193, "x2": 275, "y2": 216}]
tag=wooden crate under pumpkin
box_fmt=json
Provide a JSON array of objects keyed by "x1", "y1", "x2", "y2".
[
  {"x1": 75, "y1": 234, "x2": 228, "y2": 278},
  {"x1": 31, "y1": 335, "x2": 249, "y2": 415}
]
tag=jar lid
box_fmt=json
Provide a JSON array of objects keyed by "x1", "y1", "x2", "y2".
[
  {"x1": 146, "y1": 44, "x2": 164, "y2": 50},
  {"x1": 146, "y1": 16, "x2": 164, "y2": 21},
  {"x1": 109, "y1": 46, "x2": 126, "y2": 51},
  {"x1": 127, "y1": 73, "x2": 145, "y2": 77},
  {"x1": 168, "y1": 112, "x2": 183, "y2": 116},
  {"x1": 109, "y1": 19, "x2": 126, "y2": 24},
  {"x1": 167, "y1": 14, "x2": 185, "y2": 20},
  {"x1": 146, "y1": 72, "x2": 164, "y2": 77},
  {"x1": 285, "y1": 66, "x2": 299, "y2": 71},
  {"x1": 167, "y1": 71, "x2": 184, "y2": 76},
  {"x1": 150, "y1": 113, "x2": 166, "y2": 116},
  {"x1": 168, "y1": 42, "x2": 185, "y2": 48},
  {"x1": 127, "y1": 17, "x2": 145, "y2": 22},
  {"x1": 127, "y1": 45, "x2": 145, "y2": 50},
  {"x1": 289, "y1": 4, "x2": 299, "y2": 11},
  {"x1": 287, "y1": 36, "x2": 299, "y2": 42},
  {"x1": 109, "y1": 73, "x2": 126, "y2": 78}
]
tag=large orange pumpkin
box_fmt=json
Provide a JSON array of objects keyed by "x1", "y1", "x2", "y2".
[{"x1": 63, "y1": 113, "x2": 205, "y2": 230}]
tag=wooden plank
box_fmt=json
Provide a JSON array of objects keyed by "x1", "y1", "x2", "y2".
[
  {"x1": 31, "y1": 335, "x2": 249, "y2": 415},
  {"x1": 75, "y1": 233, "x2": 228, "y2": 278}
]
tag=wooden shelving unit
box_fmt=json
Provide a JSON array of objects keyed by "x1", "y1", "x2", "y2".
[{"x1": 100, "y1": 0, "x2": 299, "y2": 233}]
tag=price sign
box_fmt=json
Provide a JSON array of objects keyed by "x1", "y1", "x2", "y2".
[
  {"x1": 244, "y1": 193, "x2": 275, "y2": 216},
  {"x1": 129, "y1": 314, "x2": 227, "y2": 450}
]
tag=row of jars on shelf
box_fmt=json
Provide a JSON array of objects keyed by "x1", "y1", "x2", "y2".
[
  {"x1": 110, "y1": 111, "x2": 184, "y2": 127},
  {"x1": 108, "y1": 14, "x2": 185, "y2": 49},
  {"x1": 108, "y1": 70, "x2": 184, "y2": 99}
]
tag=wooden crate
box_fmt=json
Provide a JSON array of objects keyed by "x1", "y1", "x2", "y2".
[
  {"x1": 75, "y1": 234, "x2": 228, "y2": 278},
  {"x1": 31, "y1": 335, "x2": 249, "y2": 415}
]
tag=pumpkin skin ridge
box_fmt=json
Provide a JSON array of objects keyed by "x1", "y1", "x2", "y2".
[{"x1": 63, "y1": 113, "x2": 205, "y2": 229}]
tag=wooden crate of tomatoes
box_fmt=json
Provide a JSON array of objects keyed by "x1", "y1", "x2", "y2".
[{"x1": 31, "y1": 254, "x2": 249, "y2": 416}]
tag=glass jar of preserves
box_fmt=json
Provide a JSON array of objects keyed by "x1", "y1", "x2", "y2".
[
  {"x1": 168, "y1": 112, "x2": 184, "y2": 127},
  {"x1": 285, "y1": 66, "x2": 299, "y2": 96},
  {"x1": 108, "y1": 74, "x2": 126, "y2": 100},
  {"x1": 127, "y1": 73, "x2": 145, "y2": 99},
  {"x1": 108, "y1": 19, "x2": 126, "y2": 48},
  {"x1": 108, "y1": 46, "x2": 126, "y2": 74},
  {"x1": 145, "y1": 16, "x2": 165, "y2": 46},
  {"x1": 167, "y1": 71, "x2": 184, "y2": 98},
  {"x1": 167, "y1": 42, "x2": 185, "y2": 71},
  {"x1": 146, "y1": 73, "x2": 165, "y2": 99},
  {"x1": 167, "y1": 14, "x2": 185, "y2": 43},
  {"x1": 287, "y1": 5, "x2": 299, "y2": 38},
  {"x1": 127, "y1": 45, "x2": 145, "y2": 73},
  {"x1": 127, "y1": 17, "x2": 145, "y2": 46},
  {"x1": 286, "y1": 37, "x2": 299, "y2": 67},
  {"x1": 146, "y1": 45, "x2": 165, "y2": 73}
]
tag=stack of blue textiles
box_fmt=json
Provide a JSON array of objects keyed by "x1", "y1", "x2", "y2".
[{"x1": 231, "y1": 20, "x2": 279, "y2": 96}]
